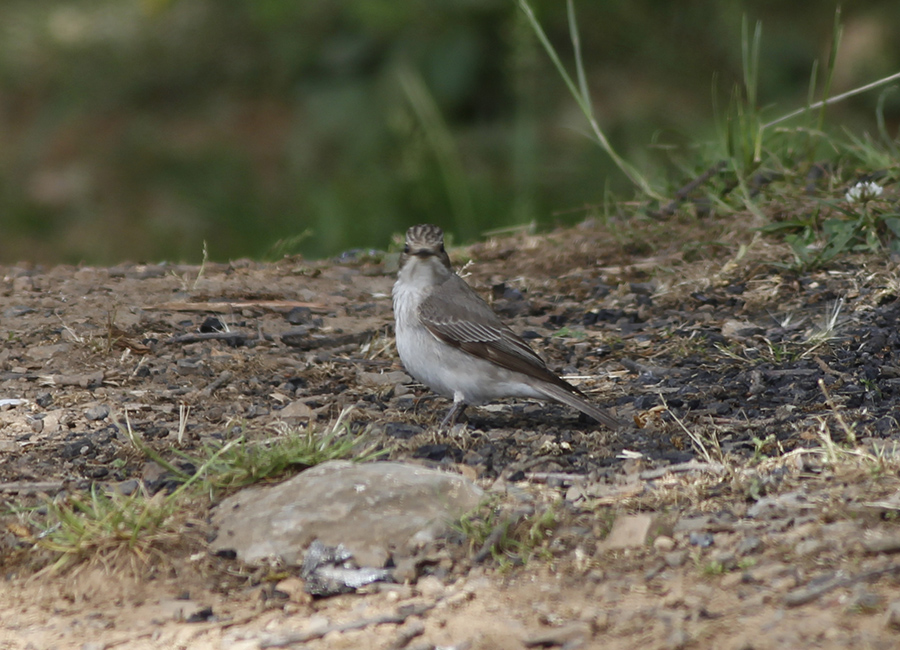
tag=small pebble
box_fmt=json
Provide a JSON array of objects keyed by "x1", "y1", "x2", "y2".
[
  {"x1": 886, "y1": 600, "x2": 900, "y2": 630},
  {"x1": 736, "y1": 536, "x2": 762, "y2": 555},
  {"x1": 710, "y1": 551, "x2": 736, "y2": 571},
  {"x1": 689, "y1": 532, "x2": 714, "y2": 548},
  {"x1": 847, "y1": 589, "x2": 883, "y2": 613},
  {"x1": 85, "y1": 404, "x2": 110, "y2": 421},
  {"x1": 416, "y1": 575, "x2": 446, "y2": 600},
  {"x1": 665, "y1": 551, "x2": 688, "y2": 568}
]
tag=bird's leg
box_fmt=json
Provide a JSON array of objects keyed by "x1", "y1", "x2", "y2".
[{"x1": 439, "y1": 398, "x2": 467, "y2": 429}]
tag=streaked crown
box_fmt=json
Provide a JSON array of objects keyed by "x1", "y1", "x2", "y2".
[{"x1": 404, "y1": 224, "x2": 444, "y2": 254}]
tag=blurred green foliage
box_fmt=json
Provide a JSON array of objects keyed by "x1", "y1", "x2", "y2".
[{"x1": 0, "y1": 0, "x2": 897, "y2": 263}]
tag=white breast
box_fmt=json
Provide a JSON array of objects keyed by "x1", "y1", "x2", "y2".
[{"x1": 392, "y1": 275, "x2": 545, "y2": 405}]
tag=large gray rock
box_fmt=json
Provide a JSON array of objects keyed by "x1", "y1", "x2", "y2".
[{"x1": 210, "y1": 460, "x2": 483, "y2": 567}]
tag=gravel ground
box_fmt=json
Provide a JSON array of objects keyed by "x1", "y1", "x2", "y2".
[{"x1": 2, "y1": 221, "x2": 900, "y2": 649}]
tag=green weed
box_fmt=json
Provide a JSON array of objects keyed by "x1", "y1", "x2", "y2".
[
  {"x1": 454, "y1": 499, "x2": 560, "y2": 569},
  {"x1": 126, "y1": 407, "x2": 383, "y2": 492}
]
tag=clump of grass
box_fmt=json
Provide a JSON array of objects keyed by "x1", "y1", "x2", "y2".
[
  {"x1": 525, "y1": 2, "x2": 900, "y2": 273},
  {"x1": 29, "y1": 408, "x2": 382, "y2": 573},
  {"x1": 455, "y1": 499, "x2": 559, "y2": 569},
  {"x1": 124, "y1": 406, "x2": 383, "y2": 492},
  {"x1": 700, "y1": 559, "x2": 727, "y2": 576},
  {"x1": 32, "y1": 436, "x2": 235, "y2": 572},
  {"x1": 184, "y1": 419, "x2": 385, "y2": 491},
  {"x1": 35, "y1": 485, "x2": 186, "y2": 572},
  {"x1": 265, "y1": 230, "x2": 313, "y2": 261}
]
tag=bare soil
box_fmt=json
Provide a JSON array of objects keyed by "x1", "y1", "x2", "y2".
[{"x1": 2, "y1": 218, "x2": 900, "y2": 649}]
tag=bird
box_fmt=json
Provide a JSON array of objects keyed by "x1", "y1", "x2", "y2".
[{"x1": 391, "y1": 224, "x2": 620, "y2": 429}]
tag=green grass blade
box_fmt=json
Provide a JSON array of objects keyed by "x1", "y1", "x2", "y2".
[
  {"x1": 817, "y1": 6, "x2": 843, "y2": 132},
  {"x1": 396, "y1": 64, "x2": 476, "y2": 233},
  {"x1": 566, "y1": 0, "x2": 590, "y2": 116},
  {"x1": 518, "y1": 0, "x2": 660, "y2": 199}
]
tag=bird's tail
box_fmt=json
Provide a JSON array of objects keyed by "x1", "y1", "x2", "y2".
[{"x1": 535, "y1": 383, "x2": 621, "y2": 429}]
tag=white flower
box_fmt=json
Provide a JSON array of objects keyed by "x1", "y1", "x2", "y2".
[{"x1": 845, "y1": 181, "x2": 884, "y2": 203}]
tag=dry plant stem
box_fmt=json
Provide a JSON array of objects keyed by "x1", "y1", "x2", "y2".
[
  {"x1": 103, "y1": 611, "x2": 268, "y2": 650},
  {"x1": 386, "y1": 620, "x2": 426, "y2": 650},
  {"x1": 661, "y1": 395, "x2": 714, "y2": 464},
  {"x1": 492, "y1": 456, "x2": 558, "y2": 490},
  {"x1": 526, "y1": 461, "x2": 726, "y2": 485},
  {"x1": 167, "y1": 331, "x2": 263, "y2": 345},
  {"x1": 147, "y1": 300, "x2": 326, "y2": 313},
  {"x1": 784, "y1": 563, "x2": 900, "y2": 607},
  {"x1": 763, "y1": 70, "x2": 900, "y2": 130},
  {"x1": 200, "y1": 370, "x2": 234, "y2": 398},
  {"x1": 258, "y1": 602, "x2": 437, "y2": 648},
  {"x1": 177, "y1": 404, "x2": 190, "y2": 445},
  {"x1": 0, "y1": 481, "x2": 66, "y2": 493},
  {"x1": 191, "y1": 240, "x2": 208, "y2": 292},
  {"x1": 651, "y1": 160, "x2": 729, "y2": 218},
  {"x1": 638, "y1": 461, "x2": 727, "y2": 480},
  {"x1": 818, "y1": 378, "x2": 856, "y2": 444}
]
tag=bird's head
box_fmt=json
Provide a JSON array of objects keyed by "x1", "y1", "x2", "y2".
[{"x1": 398, "y1": 224, "x2": 453, "y2": 286}]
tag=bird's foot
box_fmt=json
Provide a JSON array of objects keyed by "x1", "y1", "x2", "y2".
[{"x1": 439, "y1": 401, "x2": 467, "y2": 429}]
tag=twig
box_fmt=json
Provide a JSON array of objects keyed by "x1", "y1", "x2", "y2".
[
  {"x1": 650, "y1": 160, "x2": 728, "y2": 218},
  {"x1": 527, "y1": 461, "x2": 725, "y2": 486},
  {"x1": 619, "y1": 358, "x2": 677, "y2": 378},
  {"x1": 200, "y1": 370, "x2": 234, "y2": 397},
  {"x1": 146, "y1": 300, "x2": 326, "y2": 313},
  {"x1": 784, "y1": 563, "x2": 900, "y2": 607},
  {"x1": 166, "y1": 332, "x2": 260, "y2": 345},
  {"x1": 492, "y1": 456, "x2": 557, "y2": 490},
  {"x1": 386, "y1": 620, "x2": 426, "y2": 650},
  {"x1": 638, "y1": 461, "x2": 727, "y2": 480},
  {"x1": 525, "y1": 472, "x2": 582, "y2": 485},
  {"x1": 660, "y1": 395, "x2": 717, "y2": 464},
  {"x1": 38, "y1": 372, "x2": 105, "y2": 388},
  {"x1": 258, "y1": 602, "x2": 436, "y2": 648},
  {"x1": 819, "y1": 378, "x2": 856, "y2": 444},
  {"x1": 0, "y1": 481, "x2": 66, "y2": 493}
]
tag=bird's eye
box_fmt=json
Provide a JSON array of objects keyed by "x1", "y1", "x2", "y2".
[
  {"x1": 439, "y1": 244, "x2": 445, "y2": 252},
  {"x1": 403, "y1": 245, "x2": 410, "y2": 254}
]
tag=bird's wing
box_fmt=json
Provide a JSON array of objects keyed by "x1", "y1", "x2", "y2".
[{"x1": 418, "y1": 275, "x2": 571, "y2": 388}]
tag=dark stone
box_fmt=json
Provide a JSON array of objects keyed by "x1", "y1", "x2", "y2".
[
  {"x1": 186, "y1": 607, "x2": 215, "y2": 623},
  {"x1": 633, "y1": 395, "x2": 659, "y2": 410},
  {"x1": 285, "y1": 306, "x2": 313, "y2": 325},
  {"x1": 115, "y1": 479, "x2": 140, "y2": 496},
  {"x1": 689, "y1": 531, "x2": 715, "y2": 547},
  {"x1": 491, "y1": 283, "x2": 524, "y2": 302},
  {"x1": 737, "y1": 536, "x2": 762, "y2": 555},
  {"x1": 413, "y1": 444, "x2": 462, "y2": 462},
  {"x1": 84, "y1": 466, "x2": 109, "y2": 479},
  {"x1": 384, "y1": 422, "x2": 424, "y2": 439},
  {"x1": 84, "y1": 404, "x2": 110, "y2": 421},
  {"x1": 60, "y1": 436, "x2": 96, "y2": 459},
  {"x1": 286, "y1": 376, "x2": 308, "y2": 390},
  {"x1": 3, "y1": 306, "x2": 35, "y2": 318},
  {"x1": 199, "y1": 316, "x2": 226, "y2": 333},
  {"x1": 546, "y1": 313, "x2": 567, "y2": 327},
  {"x1": 583, "y1": 309, "x2": 628, "y2": 325}
]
